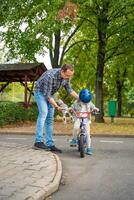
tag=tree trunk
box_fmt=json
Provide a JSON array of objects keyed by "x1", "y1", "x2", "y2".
[
  {"x1": 49, "y1": 22, "x2": 83, "y2": 68},
  {"x1": 116, "y1": 67, "x2": 127, "y2": 117},
  {"x1": 49, "y1": 30, "x2": 61, "y2": 68},
  {"x1": 95, "y1": 2, "x2": 109, "y2": 123},
  {"x1": 53, "y1": 30, "x2": 61, "y2": 68},
  {"x1": 117, "y1": 85, "x2": 122, "y2": 117}
]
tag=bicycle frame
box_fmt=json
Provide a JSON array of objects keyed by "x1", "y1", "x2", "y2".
[
  {"x1": 75, "y1": 112, "x2": 91, "y2": 157},
  {"x1": 60, "y1": 104, "x2": 99, "y2": 158}
]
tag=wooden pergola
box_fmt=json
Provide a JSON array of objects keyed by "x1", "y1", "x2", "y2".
[{"x1": 0, "y1": 63, "x2": 47, "y2": 107}]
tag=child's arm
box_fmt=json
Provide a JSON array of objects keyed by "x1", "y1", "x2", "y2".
[
  {"x1": 71, "y1": 100, "x2": 78, "y2": 110},
  {"x1": 69, "y1": 100, "x2": 81, "y2": 117},
  {"x1": 89, "y1": 102, "x2": 99, "y2": 112}
]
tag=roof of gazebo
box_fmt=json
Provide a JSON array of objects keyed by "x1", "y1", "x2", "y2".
[{"x1": 0, "y1": 63, "x2": 47, "y2": 82}]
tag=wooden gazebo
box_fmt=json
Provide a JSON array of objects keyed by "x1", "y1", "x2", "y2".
[{"x1": 0, "y1": 63, "x2": 47, "y2": 107}]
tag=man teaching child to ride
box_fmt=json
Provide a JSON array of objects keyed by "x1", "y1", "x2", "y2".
[
  {"x1": 34, "y1": 64, "x2": 79, "y2": 153},
  {"x1": 34, "y1": 63, "x2": 99, "y2": 154}
]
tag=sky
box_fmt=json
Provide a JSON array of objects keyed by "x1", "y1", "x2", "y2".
[{"x1": 35, "y1": 54, "x2": 52, "y2": 69}]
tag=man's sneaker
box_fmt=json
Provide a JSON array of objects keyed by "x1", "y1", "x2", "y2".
[
  {"x1": 70, "y1": 138, "x2": 77, "y2": 147},
  {"x1": 33, "y1": 142, "x2": 50, "y2": 150},
  {"x1": 49, "y1": 145, "x2": 62, "y2": 153},
  {"x1": 85, "y1": 147, "x2": 93, "y2": 155}
]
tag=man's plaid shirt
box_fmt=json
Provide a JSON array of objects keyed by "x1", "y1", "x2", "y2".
[{"x1": 35, "y1": 68, "x2": 73, "y2": 98}]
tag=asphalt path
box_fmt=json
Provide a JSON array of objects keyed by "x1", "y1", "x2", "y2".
[{"x1": 0, "y1": 134, "x2": 134, "y2": 200}]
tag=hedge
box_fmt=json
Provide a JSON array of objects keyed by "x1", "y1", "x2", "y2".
[
  {"x1": 0, "y1": 101, "x2": 38, "y2": 126},
  {"x1": 126, "y1": 101, "x2": 134, "y2": 117}
]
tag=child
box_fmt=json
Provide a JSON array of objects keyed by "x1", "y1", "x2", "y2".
[{"x1": 70, "y1": 89, "x2": 99, "y2": 155}]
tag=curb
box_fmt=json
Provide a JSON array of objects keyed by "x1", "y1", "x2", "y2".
[
  {"x1": 0, "y1": 131, "x2": 134, "y2": 138},
  {"x1": 0, "y1": 131, "x2": 34, "y2": 135},
  {"x1": 92, "y1": 134, "x2": 134, "y2": 138},
  {"x1": 30, "y1": 154, "x2": 62, "y2": 200}
]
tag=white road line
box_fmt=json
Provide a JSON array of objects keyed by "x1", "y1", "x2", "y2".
[
  {"x1": 7, "y1": 138, "x2": 27, "y2": 140},
  {"x1": 100, "y1": 140, "x2": 124, "y2": 143}
]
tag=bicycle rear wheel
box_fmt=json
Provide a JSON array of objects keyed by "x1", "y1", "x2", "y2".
[{"x1": 80, "y1": 134, "x2": 85, "y2": 158}]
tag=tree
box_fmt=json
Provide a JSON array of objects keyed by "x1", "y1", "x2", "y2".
[
  {"x1": 104, "y1": 52, "x2": 134, "y2": 117},
  {"x1": 76, "y1": 0, "x2": 134, "y2": 122},
  {"x1": 0, "y1": 0, "x2": 133, "y2": 121},
  {"x1": 0, "y1": 0, "x2": 81, "y2": 67},
  {"x1": 58, "y1": 0, "x2": 134, "y2": 119}
]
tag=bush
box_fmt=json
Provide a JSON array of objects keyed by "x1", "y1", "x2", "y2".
[
  {"x1": 0, "y1": 101, "x2": 38, "y2": 126},
  {"x1": 126, "y1": 101, "x2": 134, "y2": 117}
]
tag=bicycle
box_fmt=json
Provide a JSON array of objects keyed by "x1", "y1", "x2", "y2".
[
  {"x1": 71, "y1": 110, "x2": 100, "y2": 158},
  {"x1": 57, "y1": 100, "x2": 99, "y2": 158},
  {"x1": 70, "y1": 111, "x2": 90, "y2": 158}
]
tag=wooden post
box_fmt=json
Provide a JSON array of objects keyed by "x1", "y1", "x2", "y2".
[
  {"x1": 0, "y1": 82, "x2": 10, "y2": 93},
  {"x1": 24, "y1": 74, "x2": 28, "y2": 108},
  {"x1": 28, "y1": 81, "x2": 35, "y2": 105}
]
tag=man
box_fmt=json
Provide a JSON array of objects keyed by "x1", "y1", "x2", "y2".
[{"x1": 34, "y1": 64, "x2": 79, "y2": 153}]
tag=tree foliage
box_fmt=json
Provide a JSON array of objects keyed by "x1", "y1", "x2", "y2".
[
  {"x1": 0, "y1": 0, "x2": 133, "y2": 121},
  {"x1": 74, "y1": 0, "x2": 134, "y2": 121},
  {"x1": 0, "y1": 0, "x2": 82, "y2": 67}
]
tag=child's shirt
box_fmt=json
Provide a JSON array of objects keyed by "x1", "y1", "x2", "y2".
[
  {"x1": 71, "y1": 100, "x2": 97, "y2": 112},
  {"x1": 71, "y1": 100, "x2": 97, "y2": 123}
]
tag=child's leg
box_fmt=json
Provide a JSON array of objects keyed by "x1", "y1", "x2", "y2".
[
  {"x1": 70, "y1": 119, "x2": 80, "y2": 146},
  {"x1": 85, "y1": 122, "x2": 91, "y2": 148},
  {"x1": 85, "y1": 122, "x2": 93, "y2": 155},
  {"x1": 73, "y1": 119, "x2": 80, "y2": 140}
]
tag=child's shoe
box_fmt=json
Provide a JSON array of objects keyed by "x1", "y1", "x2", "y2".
[
  {"x1": 70, "y1": 138, "x2": 77, "y2": 147},
  {"x1": 85, "y1": 147, "x2": 93, "y2": 155}
]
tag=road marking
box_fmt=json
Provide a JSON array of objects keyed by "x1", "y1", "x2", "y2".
[
  {"x1": 100, "y1": 140, "x2": 124, "y2": 143},
  {"x1": 7, "y1": 137, "x2": 27, "y2": 140}
]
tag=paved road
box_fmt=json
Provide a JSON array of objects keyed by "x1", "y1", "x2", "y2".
[{"x1": 0, "y1": 134, "x2": 134, "y2": 200}]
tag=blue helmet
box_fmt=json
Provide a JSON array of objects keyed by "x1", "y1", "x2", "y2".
[{"x1": 79, "y1": 89, "x2": 92, "y2": 103}]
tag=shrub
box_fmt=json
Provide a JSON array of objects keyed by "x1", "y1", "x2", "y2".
[
  {"x1": 0, "y1": 101, "x2": 38, "y2": 126},
  {"x1": 126, "y1": 101, "x2": 134, "y2": 117}
]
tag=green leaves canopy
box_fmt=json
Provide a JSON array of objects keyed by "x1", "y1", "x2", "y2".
[{"x1": 0, "y1": 0, "x2": 73, "y2": 61}]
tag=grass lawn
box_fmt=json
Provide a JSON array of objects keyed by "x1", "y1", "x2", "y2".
[
  {"x1": 0, "y1": 117, "x2": 133, "y2": 136},
  {"x1": 54, "y1": 117, "x2": 134, "y2": 136}
]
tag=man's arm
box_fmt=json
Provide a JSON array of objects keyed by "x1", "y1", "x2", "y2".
[
  {"x1": 48, "y1": 97, "x2": 59, "y2": 109},
  {"x1": 70, "y1": 90, "x2": 79, "y2": 100},
  {"x1": 63, "y1": 80, "x2": 79, "y2": 100},
  {"x1": 44, "y1": 77, "x2": 61, "y2": 111},
  {"x1": 47, "y1": 97, "x2": 63, "y2": 112}
]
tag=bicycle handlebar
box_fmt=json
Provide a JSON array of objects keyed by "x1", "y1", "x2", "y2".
[
  {"x1": 59, "y1": 102, "x2": 100, "y2": 123},
  {"x1": 71, "y1": 110, "x2": 100, "y2": 118}
]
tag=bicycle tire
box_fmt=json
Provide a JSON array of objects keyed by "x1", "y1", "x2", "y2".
[
  {"x1": 77, "y1": 136, "x2": 80, "y2": 151},
  {"x1": 80, "y1": 134, "x2": 85, "y2": 158},
  {"x1": 78, "y1": 145, "x2": 80, "y2": 152}
]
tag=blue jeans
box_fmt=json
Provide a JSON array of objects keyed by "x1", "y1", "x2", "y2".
[{"x1": 34, "y1": 91, "x2": 55, "y2": 147}]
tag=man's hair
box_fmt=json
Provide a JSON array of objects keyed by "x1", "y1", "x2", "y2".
[{"x1": 61, "y1": 64, "x2": 74, "y2": 72}]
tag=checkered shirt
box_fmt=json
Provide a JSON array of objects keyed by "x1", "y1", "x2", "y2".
[{"x1": 35, "y1": 68, "x2": 73, "y2": 98}]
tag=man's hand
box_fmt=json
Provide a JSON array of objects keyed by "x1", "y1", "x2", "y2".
[
  {"x1": 68, "y1": 107, "x2": 74, "y2": 113},
  {"x1": 55, "y1": 106, "x2": 63, "y2": 112}
]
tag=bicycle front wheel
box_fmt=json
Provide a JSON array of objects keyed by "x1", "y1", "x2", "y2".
[{"x1": 80, "y1": 134, "x2": 85, "y2": 158}]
